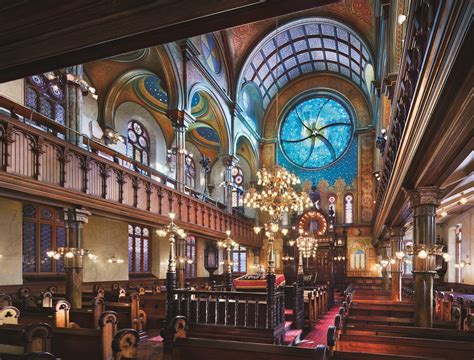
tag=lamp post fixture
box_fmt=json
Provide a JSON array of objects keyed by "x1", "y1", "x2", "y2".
[
  {"x1": 157, "y1": 213, "x2": 188, "y2": 290},
  {"x1": 217, "y1": 230, "x2": 237, "y2": 290}
]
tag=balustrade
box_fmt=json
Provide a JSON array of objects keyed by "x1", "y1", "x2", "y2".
[
  {"x1": 173, "y1": 289, "x2": 285, "y2": 330},
  {"x1": 374, "y1": 0, "x2": 440, "y2": 216},
  {"x1": 0, "y1": 96, "x2": 260, "y2": 247}
]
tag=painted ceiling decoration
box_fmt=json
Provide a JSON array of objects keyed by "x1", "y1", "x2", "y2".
[
  {"x1": 190, "y1": 91, "x2": 209, "y2": 118},
  {"x1": 239, "y1": 81, "x2": 263, "y2": 132},
  {"x1": 188, "y1": 122, "x2": 220, "y2": 148},
  {"x1": 201, "y1": 33, "x2": 222, "y2": 74},
  {"x1": 239, "y1": 18, "x2": 373, "y2": 109},
  {"x1": 133, "y1": 74, "x2": 169, "y2": 112},
  {"x1": 279, "y1": 95, "x2": 353, "y2": 170}
]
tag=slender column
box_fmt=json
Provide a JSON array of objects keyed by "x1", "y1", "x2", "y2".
[
  {"x1": 63, "y1": 207, "x2": 90, "y2": 308},
  {"x1": 65, "y1": 66, "x2": 84, "y2": 146},
  {"x1": 165, "y1": 234, "x2": 177, "y2": 321},
  {"x1": 389, "y1": 226, "x2": 405, "y2": 301},
  {"x1": 176, "y1": 236, "x2": 186, "y2": 289},
  {"x1": 167, "y1": 109, "x2": 194, "y2": 192},
  {"x1": 220, "y1": 154, "x2": 239, "y2": 213},
  {"x1": 407, "y1": 187, "x2": 440, "y2": 327},
  {"x1": 380, "y1": 240, "x2": 391, "y2": 291},
  {"x1": 224, "y1": 243, "x2": 233, "y2": 291}
]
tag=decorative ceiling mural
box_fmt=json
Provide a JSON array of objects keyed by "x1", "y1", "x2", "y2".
[
  {"x1": 239, "y1": 81, "x2": 263, "y2": 132},
  {"x1": 190, "y1": 91, "x2": 209, "y2": 118},
  {"x1": 188, "y1": 123, "x2": 220, "y2": 148},
  {"x1": 201, "y1": 33, "x2": 222, "y2": 74},
  {"x1": 133, "y1": 74, "x2": 168, "y2": 112},
  {"x1": 279, "y1": 95, "x2": 353, "y2": 169},
  {"x1": 238, "y1": 18, "x2": 373, "y2": 109}
]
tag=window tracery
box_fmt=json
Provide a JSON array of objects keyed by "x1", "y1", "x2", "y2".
[
  {"x1": 128, "y1": 224, "x2": 150, "y2": 273},
  {"x1": 127, "y1": 120, "x2": 150, "y2": 166}
]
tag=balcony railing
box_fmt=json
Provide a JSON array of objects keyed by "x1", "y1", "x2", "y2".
[
  {"x1": 0, "y1": 96, "x2": 261, "y2": 247},
  {"x1": 374, "y1": 0, "x2": 440, "y2": 218}
]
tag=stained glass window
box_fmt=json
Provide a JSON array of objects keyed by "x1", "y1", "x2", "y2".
[
  {"x1": 25, "y1": 74, "x2": 66, "y2": 125},
  {"x1": 232, "y1": 166, "x2": 244, "y2": 207},
  {"x1": 127, "y1": 120, "x2": 150, "y2": 166},
  {"x1": 328, "y1": 193, "x2": 337, "y2": 217},
  {"x1": 185, "y1": 154, "x2": 196, "y2": 189},
  {"x1": 128, "y1": 224, "x2": 151, "y2": 273},
  {"x1": 344, "y1": 193, "x2": 354, "y2": 224},
  {"x1": 201, "y1": 34, "x2": 221, "y2": 74},
  {"x1": 279, "y1": 96, "x2": 353, "y2": 169},
  {"x1": 232, "y1": 245, "x2": 247, "y2": 274},
  {"x1": 184, "y1": 236, "x2": 196, "y2": 278},
  {"x1": 22, "y1": 204, "x2": 65, "y2": 274}
]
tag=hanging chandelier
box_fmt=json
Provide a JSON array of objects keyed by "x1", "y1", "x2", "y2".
[
  {"x1": 295, "y1": 229, "x2": 318, "y2": 258},
  {"x1": 244, "y1": 165, "x2": 311, "y2": 223}
]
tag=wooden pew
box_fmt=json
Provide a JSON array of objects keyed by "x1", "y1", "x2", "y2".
[
  {"x1": 70, "y1": 297, "x2": 106, "y2": 329},
  {"x1": 0, "y1": 306, "x2": 20, "y2": 325},
  {"x1": 51, "y1": 311, "x2": 140, "y2": 360},
  {"x1": 138, "y1": 292, "x2": 166, "y2": 328},
  {"x1": 0, "y1": 322, "x2": 53, "y2": 359},
  {"x1": 0, "y1": 293, "x2": 13, "y2": 307},
  {"x1": 18, "y1": 300, "x2": 74, "y2": 328},
  {"x1": 107, "y1": 293, "x2": 147, "y2": 335}
]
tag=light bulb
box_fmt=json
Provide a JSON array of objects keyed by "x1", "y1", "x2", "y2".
[
  {"x1": 65, "y1": 251, "x2": 74, "y2": 259},
  {"x1": 53, "y1": 253, "x2": 61, "y2": 260},
  {"x1": 390, "y1": 258, "x2": 396, "y2": 264},
  {"x1": 226, "y1": 230, "x2": 231, "y2": 236},
  {"x1": 169, "y1": 213, "x2": 176, "y2": 220},
  {"x1": 459, "y1": 197, "x2": 467, "y2": 205},
  {"x1": 440, "y1": 211, "x2": 448, "y2": 218},
  {"x1": 417, "y1": 250, "x2": 428, "y2": 259},
  {"x1": 397, "y1": 14, "x2": 407, "y2": 25},
  {"x1": 396, "y1": 251, "x2": 405, "y2": 260},
  {"x1": 288, "y1": 240, "x2": 295, "y2": 247},
  {"x1": 442, "y1": 253, "x2": 452, "y2": 262},
  {"x1": 254, "y1": 226, "x2": 261, "y2": 234},
  {"x1": 47, "y1": 251, "x2": 56, "y2": 258}
]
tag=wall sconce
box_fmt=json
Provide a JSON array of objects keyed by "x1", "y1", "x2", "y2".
[
  {"x1": 397, "y1": 14, "x2": 407, "y2": 25},
  {"x1": 104, "y1": 127, "x2": 125, "y2": 144},
  {"x1": 107, "y1": 255, "x2": 124, "y2": 264},
  {"x1": 44, "y1": 71, "x2": 98, "y2": 100}
]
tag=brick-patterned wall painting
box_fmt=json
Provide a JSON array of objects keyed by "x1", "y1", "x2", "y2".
[{"x1": 347, "y1": 237, "x2": 378, "y2": 277}]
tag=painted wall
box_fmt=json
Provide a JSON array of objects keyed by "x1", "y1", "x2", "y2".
[
  {"x1": 0, "y1": 79, "x2": 24, "y2": 105},
  {"x1": 0, "y1": 197, "x2": 23, "y2": 285},
  {"x1": 83, "y1": 215, "x2": 129, "y2": 283},
  {"x1": 442, "y1": 208, "x2": 474, "y2": 285}
]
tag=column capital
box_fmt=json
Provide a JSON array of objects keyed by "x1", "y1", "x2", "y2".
[
  {"x1": 63, "y1": 207, "x2": 91, "y2": 224},
  {"x1": 404, "y1": 186, "x2": 441, "y2": 208},
  {"x1": 166, "y1": 108, "x2": 195, "y2": 129},
  {"x1": 220, "y1": 154, "x2": 239, "y2": 168},
  {"x1": 389, "y1": 226, "x2": 405, "y2": 238}
]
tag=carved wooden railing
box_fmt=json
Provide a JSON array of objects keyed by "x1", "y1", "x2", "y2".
[
  {"x1": 374, "y1": 0, "x2": 440, "y2": 217},
  {"x1": 0, "y1": 97, "x2": 260, "y2": 247},
  {"x1": 173, "y1": 289, "x2": 285, "y2": 330}
]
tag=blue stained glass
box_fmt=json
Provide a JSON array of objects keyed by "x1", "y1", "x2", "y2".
[
  {"x1": 56, "y1": 227, "x2": 66, "y2": 272},
  {"x1": 135, "y1": 237, "x2": 141, "y2": 272},
  {"x1": 40, "y1": 224, "x2": 53, "y2": 272},
  {"x1": 279, "y1": 96, "x2": 353, "y2": 169},
  {"x1": 40, "y1": 98, "x2": 52, "y2": 118},
  {"x1": 22, "y1": 222, "x2": 37, "y2": 273},
  {"x1": 25, "y1": 88, "x2": 38, "y2": 110},
  {"x1": 128, "y1": 236, "x2": 134, "y2": 272},
  {"x1": 143, "y1": 239, "x2": 149, "y2": 272},
  {"x1": 23, "y1": 205, "x2": 36, "y2": 218}
]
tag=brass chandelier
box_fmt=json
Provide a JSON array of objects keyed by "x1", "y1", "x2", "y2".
[{"x1": 244, "y1": 165, "x2": 311, "y2": 222}]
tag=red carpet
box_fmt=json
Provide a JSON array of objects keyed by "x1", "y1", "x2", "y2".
[{"x1": 297, "y1": 295, "x2": 343, "y2": 348}]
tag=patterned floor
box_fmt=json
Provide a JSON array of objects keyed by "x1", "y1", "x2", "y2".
[{"x1": 297, "y1": 294, "x2": 343, "y2": 348}]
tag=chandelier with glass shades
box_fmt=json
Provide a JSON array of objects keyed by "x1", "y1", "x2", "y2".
[
  {"x1": 244, "y1": 165, "x2": 311, "y2": 223},
  {"x1": 47, "y1": 247, "x2": 97, "y2": 261},
  {"x1": 157, "y1": 213, "x2": 191, "y2": 272},
  {"x1": 295, "y1": 229, "x2": 318, "y2": 259}
]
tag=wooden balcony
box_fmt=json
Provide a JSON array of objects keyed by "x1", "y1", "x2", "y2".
[{"x1": 0, "y1": 96, "x2": 261, "y2": 247}]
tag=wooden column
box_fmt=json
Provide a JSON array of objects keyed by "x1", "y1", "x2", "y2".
[
  {"x1": 389, "y1": 226, "x2": 404, "y2": 301},
  {"x1": 63, "y1": 207, "x2": 91, "y2": 309},
  {"x1": 407, "y1": 187, "x2": 439, "y2": 328},
  {"x1": 380, "y1": 240, "x2": 391, "y2": 292}
]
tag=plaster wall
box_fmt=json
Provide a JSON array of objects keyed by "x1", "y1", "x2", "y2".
[
  {"x1": 0, "y1": 197, "x2": 23, "y2": 285},
  {"x1": 0, "y1": 79, "x2": 24, "y2": 105},
  {"x1": 83, "y1": 216, "x2": 128, "y2": 282}
]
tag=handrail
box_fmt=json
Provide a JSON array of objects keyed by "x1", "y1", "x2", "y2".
[
  {"x1": 374, "y1": 0, "x2": 440, "y2": 219},
  {"x1": 0, "y1": 95, "x2": 243, "y2": 217},
  {"x1": 174, "y1": 289, "x2": 269, "y2": 297}
]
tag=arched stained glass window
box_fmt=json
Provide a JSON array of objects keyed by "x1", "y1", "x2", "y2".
[
  {"x1": 232, "y1": 245, "x2": 247, "y2": 274},
  {"x1": 185, "y1": 236, "x2": 197, "y2": 278},
  {"x1": 127, "y1": 120, "x2": 150, "y2": 166},
  {"x1": 328, "y1": 193, "x2": 337, "y2": 217},
  {"x1": 185, "y1": 154, "x2": 196, "y2": 188},
  {"x1": 279, "y1": 96, "x2": 353, "y2": 169},
  {"x1": 231, "y1": 166, "x2": 244, "y2": 207},
  {"x1": 128, "y1": 224, "x2": 150, "y2": 273}
]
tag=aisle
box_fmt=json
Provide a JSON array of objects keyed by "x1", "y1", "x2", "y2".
[{"x1": 297, "y1": 293, "x2": 343, "y2": 348}]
